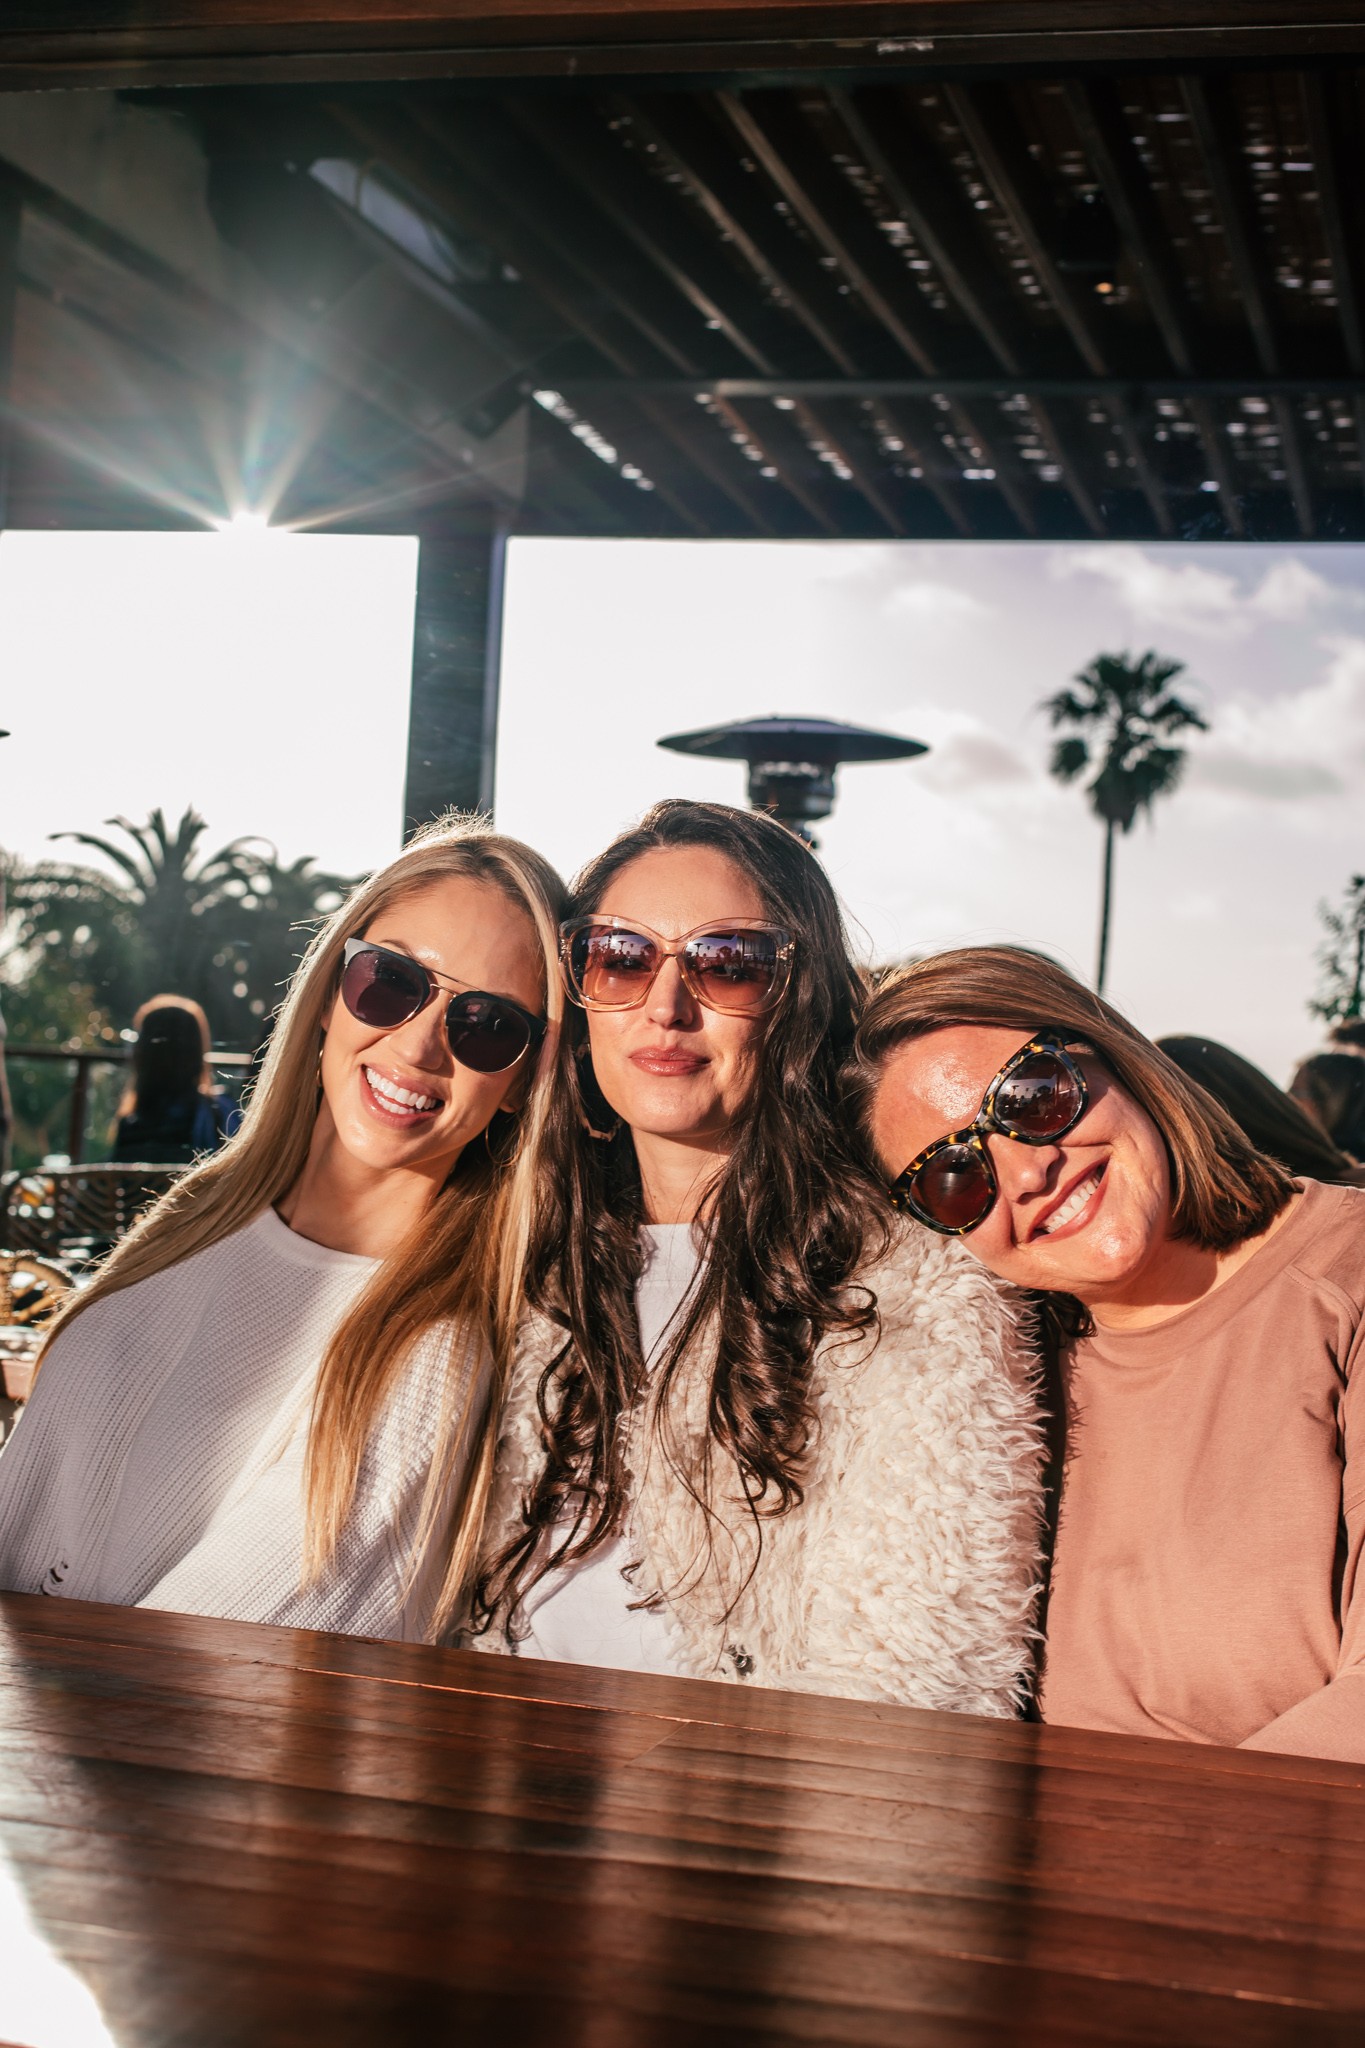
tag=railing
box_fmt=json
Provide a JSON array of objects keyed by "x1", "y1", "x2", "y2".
[{"x1": 5, "y1": 1044, "x2": 253, "y2": 1164}]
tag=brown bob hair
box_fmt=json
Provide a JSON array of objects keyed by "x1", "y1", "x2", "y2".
[{"x1": 847, "y1": 945, "x2": 1296, "y2": 1256}]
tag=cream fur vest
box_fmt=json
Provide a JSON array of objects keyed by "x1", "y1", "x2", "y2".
[{"x1": 469, "y1": 1225, "x2": 1044, "y2": 1715}]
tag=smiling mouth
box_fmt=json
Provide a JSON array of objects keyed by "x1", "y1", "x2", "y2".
[
  {"x1": 362, "y1": 1066, "x2": 441, "y2": 1117},
  {"x1": 1035, "y1": 1163, "x2": 1106, "y2": 1237}
]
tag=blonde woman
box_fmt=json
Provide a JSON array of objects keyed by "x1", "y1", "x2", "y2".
[{"x1": 0, "y1": 817, "x2": 564, "y2": 1643}]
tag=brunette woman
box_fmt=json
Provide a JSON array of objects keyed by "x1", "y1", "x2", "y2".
[
  {"x1": 1157, "y1": 1034, "x2": 1365, "y2": 1185},
  {"x1": 112, "y1": 993, "x2": 239, "y2": 1164},
  {"x1": 0, "y1": 818, "x2": 564, "y2": 1642},
  {"x1": 851, "y1": 945, "x2": 1365, "y2": 1761},
  {"x1": 469, "y1": 801, "x2": 1042, "y2": 1710}
]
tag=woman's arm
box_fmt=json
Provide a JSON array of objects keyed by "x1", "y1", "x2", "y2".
[
  {"x1": 1239, "y1": 1316, "x2": 1365, "y2": 1763},
  {"x1": 1238, "y1": 1492, "x2": 1365, "y2": 1762}
]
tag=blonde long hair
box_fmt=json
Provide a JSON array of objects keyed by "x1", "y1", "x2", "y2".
[{"x1": 42, "y1": 814, "x2": 566, "y2": 1638}]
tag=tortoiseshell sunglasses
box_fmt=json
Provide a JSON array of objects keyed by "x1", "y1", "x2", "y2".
[{"x1": 888, "y1": 1032, "x2": 1090, "y2": 1235}]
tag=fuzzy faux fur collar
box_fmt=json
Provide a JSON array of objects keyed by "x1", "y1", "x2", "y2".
[{"x1": 469, "y1": 1224, "x2": 1044, "y2": 1714}]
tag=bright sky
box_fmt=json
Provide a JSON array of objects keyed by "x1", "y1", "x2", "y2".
[
  {"x1": 496, "y1": 537, "x2": 1365, "y2": 1086},
  {"x1": 0, "y1": 527, "x2": 1358, "y2": 1086},
  {"x1": 0, "y1": 527, "x2": 418, "y2": 880}
]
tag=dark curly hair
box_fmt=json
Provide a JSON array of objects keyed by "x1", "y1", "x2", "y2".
[{"x1": 473, "y1": 798, "x2": 890, "y2": 1634}]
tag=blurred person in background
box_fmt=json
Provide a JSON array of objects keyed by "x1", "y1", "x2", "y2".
[
  {"x1": 1329, "y1": 1019, "x2": 1365, "y2": 1053},
  {"x1": 0, "y1": 817, "x2": 565, "y2": 1644},
  {"x1": 1289, "y1": 1050, "x2": 1365, "y2": 1164},
  {"x1": 852, "y1": 946, "x2": 1365, "y2": 1764},
  {"x1": 112, "y1": 995, "x2": 240, "y2": 1165},
  {"x1": 1158, "y1": 1034, "x2": 1365, "y2": 1186}
]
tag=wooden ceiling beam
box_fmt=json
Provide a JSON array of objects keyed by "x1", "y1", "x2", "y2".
[
  {"x1": 407, "y1": 100, "x2": 871, "y2": 535},
  {"x1": 711, "y1": 395, "x2": 840, "y2": 534},
  {"x1": 829, "y1": 86, "x2": 1025, "y2": 376},
  {"x1": 940, "y1": 82, "x2": 1114, "y2": 534},
  {"x1": 7, "y1": 5, "x2": 1365, "y2": 93},
  {"x1": 716, "y1": 89, "x2": 1039, "y2": 532},
  {"x1": 341, "y1": 101, "x2": 783, "y2": 530},
  {"x1": 944, "y1": 81, "x2": 1106, "y2": 378},
  {"x1": 868, "y1": 400, "x2": 975, "y2": 536},
  {"x1": 502, "y1": 97, "x2": 904, "y2": 534},
  {"x1": 1179, "y1": 74, "x2": 1280, "y2": 373},
  {"x1": 1300, "y1": 70, "x2": 1365, "y2": 504},
  {"x1": 1059, "y1": 78, "x2": 1196, "y2": 377},
  {"x1": 714, "y1": 89, "x2": 941, "y2": 376},
  {"x1": 837, "y1": 81, "x2": 1104, "y2": 531},
  {"x1": 788, "y1": 397, "x2": 908, "y2": 534},
  {"x1": 1180, "y1": 73, "x2": 1314, "y2": 535},
  {"x1": 1058, "y1": 78, "x2": 1216, "y2": 535},
  {"x1": 613, "y1": 94, "x2": 861, "y2": 377},
  {"x1": 1185, "y1": 393, "x2": 1245, "y2": 536},
  {"x1": 500, "y1": 98, "x2": 781, "y2": 377},
  {"x1": 635, "y1": 394, "x2": 778, "y2": 533}
]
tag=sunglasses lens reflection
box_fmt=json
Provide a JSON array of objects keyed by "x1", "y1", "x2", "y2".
[
  {"x1": 446, "y1": 994, "x2": 534, "y2": 1074},
  {"x1": 341, "y1": 948, "x2": 425, "y2": 1031},
  {"x1": 994, "y1": 1052, "x2": 1084, "y2": 1138},
  {"x1": 686, "y1": 931, "x2": 783, "y2": 1013},
  {"x1": 913, "y1": 1145, "x2": 995, "y2": 1232},
  {"x1": 571, "y1": 927, "x2": 661, "y2": 1007}
]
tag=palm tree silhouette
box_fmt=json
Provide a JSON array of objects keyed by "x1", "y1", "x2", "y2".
[{"x1": 1042, "y1": 651, "x2": 1207, "y2": 992}]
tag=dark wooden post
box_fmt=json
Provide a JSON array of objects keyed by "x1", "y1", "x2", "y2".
[
  {"x1": 0, "y1": 169, "x2": 19, "y2": 527},
  {"x1": 403, "y1": 527, "x2": 508, "y2": 837},
  {"x1": 0, "y1": 173, "x2": 18, "y2": 1175}
]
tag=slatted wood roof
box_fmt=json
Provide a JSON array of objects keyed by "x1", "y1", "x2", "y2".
[{"x1": 1, "y1": 32, "x2": 1362, "y2": 541}]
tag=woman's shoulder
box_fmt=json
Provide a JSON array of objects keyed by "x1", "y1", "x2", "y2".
[{"x1": 1284, "y1": 1180, "x2": 1365, "y2": 1312}]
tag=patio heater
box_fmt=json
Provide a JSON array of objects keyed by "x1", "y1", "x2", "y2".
[{"x1": 657, "y1": 714, "x2": 927, "y2": 846}]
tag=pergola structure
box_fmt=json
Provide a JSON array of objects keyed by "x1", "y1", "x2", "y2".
[{"x1": 0, "y1": 3, "x2": 1362, "y2": 823}]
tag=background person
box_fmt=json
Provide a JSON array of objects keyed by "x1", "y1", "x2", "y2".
[
  {"x1": 851, "y1": 945, "x2": 1365, "y2": 1763},
  {"x1": 112, "y1": 994, "x2": 240, "y2": 1164},
  {"x1": 0, "y1": 817, "x2": 564, "y2": 1643},
  {"x1": 1157, "y1": 1033, "x2": 1365, "y2": 1185},
  {"x1": 1288, "y1": 1050, "x2": 1365, "y2": 1164},
  {"x1": 470, "y1": 801, "x2": 1043, "y2": 1711}
]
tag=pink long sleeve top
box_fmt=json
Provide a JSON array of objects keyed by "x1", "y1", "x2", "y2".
[{"x1": 1041, "y1": 1178, "x2": 1365, "y2": 1761}]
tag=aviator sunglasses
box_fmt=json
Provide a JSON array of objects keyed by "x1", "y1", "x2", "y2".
[
  {"x1": 340, "y1": 938, "x2": 545, "y2": 1075},
  {"x1": 889, "y1": 1032, "x2": 1090, "y2": 1236},
  {"x1": 561, "y1": 916, "x2": 795, "y2": 1017}
]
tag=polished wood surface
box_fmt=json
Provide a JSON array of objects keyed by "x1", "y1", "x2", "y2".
[{"x1": 2, "y1": 1595, "x2": 1364, "y2": 2045}]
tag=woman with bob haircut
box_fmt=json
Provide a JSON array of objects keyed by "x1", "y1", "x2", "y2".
[
  {"x1": 467, "y1": 800, "x2": 1043, "y2": 1711},
  {"x1": 0, "y1": 816, "x2": 564, "y2": 1643},
  {"x1": 849, "y1": 944, "x2": 1365, "y2": 1761}
]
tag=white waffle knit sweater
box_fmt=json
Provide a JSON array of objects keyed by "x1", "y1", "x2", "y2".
[{"x1": 0, "y1": 1207, "x2": 486, "y2": 1641}]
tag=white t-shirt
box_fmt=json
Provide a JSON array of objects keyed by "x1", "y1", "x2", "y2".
[
  {"x1": 0, "y1": 1207, "x2": 486, "y2": 1641},
  {"x1": 515, "y1": 1222, "x2": 701, "y2": 1674}
]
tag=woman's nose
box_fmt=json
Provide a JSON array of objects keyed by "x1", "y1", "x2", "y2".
[
  {"x1": 987, "y1": 1132, "x2": 1060, "y2": 1198},
  {"x1": 385, "y1": 997, "x2": 451, "y2": 1071},
  {"x1": 647, "y1": 956, "x2": 697, "y2": 1027}
]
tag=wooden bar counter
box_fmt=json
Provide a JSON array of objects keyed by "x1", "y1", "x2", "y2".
[{"x1": 1, "y1": 1593, "x2": 1363, "y2": 2046}]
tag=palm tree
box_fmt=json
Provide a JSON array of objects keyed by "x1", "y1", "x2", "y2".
[
  {"x1": 7, "y1": 807, "x2": 357, "y2": 1046},
  {"x1": 1042, "y1": 651, "x2": 1208, "y2": 992}
]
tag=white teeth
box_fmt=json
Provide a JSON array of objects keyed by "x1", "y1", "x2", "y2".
[
  {"x1": 364, "y1": 1067, "x2": 439, "y2": 1113},
  {"x1": 1038, "y1": 1166, "x2": 1102, "y2": 1236}
]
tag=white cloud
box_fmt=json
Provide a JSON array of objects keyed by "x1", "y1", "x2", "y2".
[
  {"x1": 1250, "y1": 557, "x2": 1338, "y2": 622},
  {"x1": 883, "y1": 579, "x2": 990, "y2": 623},
  {"x1": 1191, "y1": 634, "x2": 1365, "y2": 803},
  {"x1": 1049, "y1": 545, "x2": 1339, "y2": 641},
  {"x1": 918, "y1": 727, "x2": 1037, "y2": 792}
]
